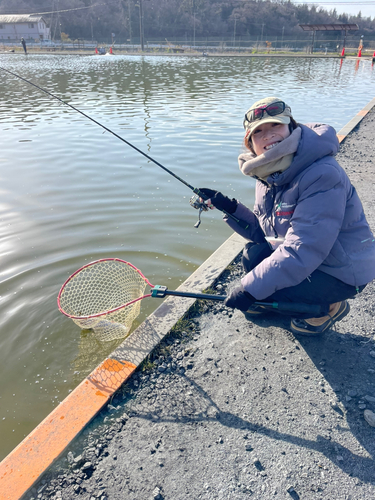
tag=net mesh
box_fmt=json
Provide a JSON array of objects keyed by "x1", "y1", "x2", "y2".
[{"x1": 59, "y1": 260, "x2": 149, "y2": 342}]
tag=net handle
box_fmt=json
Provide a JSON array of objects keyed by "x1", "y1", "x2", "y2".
[
  {"x1": 57, "y1": 258, "x2": 154, "y2": 320},
  {"x1": 157, "y1": 289, "x2": 324, "y2": 315}
]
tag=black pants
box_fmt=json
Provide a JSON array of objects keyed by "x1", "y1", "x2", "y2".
[{"x1": 242, "y1": 242, "x2": 365, "y2": 318}]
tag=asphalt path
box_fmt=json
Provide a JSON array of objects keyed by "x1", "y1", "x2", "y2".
[{"x1": 29, "y1": 108, "x2": 375, "y2": 500}]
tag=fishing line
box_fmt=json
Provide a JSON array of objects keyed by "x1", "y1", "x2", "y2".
[
  {"x1": 0, "y1": 66, "x2": 248, "y2": 229},
  {"x1": 0, "y1": 66, "x2": 194, "y2": 189}
]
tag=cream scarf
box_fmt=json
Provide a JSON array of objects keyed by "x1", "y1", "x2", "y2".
[{"x1": 238, "y1": 127, "x2": 301, "y2": 182}]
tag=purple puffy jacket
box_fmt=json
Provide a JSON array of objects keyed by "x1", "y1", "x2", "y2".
[{"x1": 225, "y1": 123, "x2": 375, "y2": 300}]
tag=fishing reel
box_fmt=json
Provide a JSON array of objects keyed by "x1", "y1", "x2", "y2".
[{"x1": 190, "y1": 194, "x2": 209, "y2": 228}]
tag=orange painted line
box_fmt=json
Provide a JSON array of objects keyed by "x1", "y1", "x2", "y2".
[
  {"x1": 337, "y1": 134, "x2": 345, "y2": 143},
  {"x1": 0, "y1": 358, "x2": 136, "y2": 500},
  {"x1": 358, "y1": 109, "x2": 368, "y2": 117}
]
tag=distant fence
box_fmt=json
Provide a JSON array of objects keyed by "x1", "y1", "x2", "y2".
[
  {"x1": 1, "y1": 36, "x2": 374, "y2": 54},
  {"x1": 103, "y1": 34, "x2": 373, "y2": 53},
  {"x1": 142, "y1": 37, "x2": 374, "y2": 54}
]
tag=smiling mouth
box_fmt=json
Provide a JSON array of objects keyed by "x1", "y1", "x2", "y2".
[{"x1": 265, "y1": 142, "x2": 280, "y2": 151}]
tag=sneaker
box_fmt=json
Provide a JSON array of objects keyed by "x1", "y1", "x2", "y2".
[{"x1": 290, "y1": 300, "x2": 350, "y2": 336}]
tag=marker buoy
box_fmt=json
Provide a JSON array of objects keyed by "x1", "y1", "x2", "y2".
[
  {"x1": 358, "y1": 48, "x2": 362, "y2": 58},
  {"x1": 95, "y1": 47, "x2": 98, "y2": 54},
  {"x1": 109, "y1": 47, "x2": 113, "y2": 54},
  {"x1": 341, "y1": 47, "x2": 345, "y2": 57}
]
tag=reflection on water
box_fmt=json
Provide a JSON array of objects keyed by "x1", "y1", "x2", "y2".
[
  {"x1": 0, "y1": 54, "x2": 373, "y2": 460},
  {"x1": 72, "y1": 330, "x2": 120, "y2": 382}
]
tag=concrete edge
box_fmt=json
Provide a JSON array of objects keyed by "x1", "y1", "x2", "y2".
[
  {"x1": 0, "y1": 232, "x2": 246, "y2": 500},
  {"x1": 1, "y1": 96, "x2": 375, "y2": 500},
  {"x1": 337, "y1": 97, "x2": 375, "y2": 143}
]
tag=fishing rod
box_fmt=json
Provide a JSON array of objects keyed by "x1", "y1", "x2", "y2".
[{"x1": 0, "y1": 66, "x2": 248, "y2": 230}]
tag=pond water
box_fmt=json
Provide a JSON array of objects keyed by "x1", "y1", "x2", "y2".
[{"x1": 0, "y1": 53, "x2": 373, "y2": 460}]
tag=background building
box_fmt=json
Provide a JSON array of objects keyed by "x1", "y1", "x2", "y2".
[{"x1": 0, "y1": 15, "x2": 50, "y2": 42}]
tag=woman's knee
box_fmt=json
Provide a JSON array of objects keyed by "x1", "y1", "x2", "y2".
[{"x1": 242, "y1": 242, "x2": 272, "y2": 273}]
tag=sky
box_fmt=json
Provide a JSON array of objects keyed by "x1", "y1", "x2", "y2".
[{"x1": 294, "y1": 0, "x2": 375, "y2": 19}]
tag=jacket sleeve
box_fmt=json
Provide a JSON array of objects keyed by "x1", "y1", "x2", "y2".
[
  {"x1": 241, "y1": 162, "x2": 347, "y2": 299},
  {"x1": 224, "y1": 201, "x2": 266, "y2": 244}
]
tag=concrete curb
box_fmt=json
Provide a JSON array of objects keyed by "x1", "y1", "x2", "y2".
[
  {"x1": 0, "y1": 233, "x2": 246, "y2": 500},
  {"x1": 1, "y1": 96, "x2": 375, "y2": 500},
  {"x1": 337, "y1": 97, "x2": 375, "y2": 143}
]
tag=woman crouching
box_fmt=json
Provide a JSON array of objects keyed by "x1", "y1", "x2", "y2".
[{"x1": 200, "y1": 97, "x2": 375, "y2": 335}]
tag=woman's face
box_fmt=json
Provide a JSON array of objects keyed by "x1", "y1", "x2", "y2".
[{"x1": 251, "y1": 122, "x2": 291, "y2": 156}]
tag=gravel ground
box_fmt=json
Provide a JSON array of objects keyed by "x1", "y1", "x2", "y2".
[{"x1": 28, "y1": 109, "x2": 375, "y2": 500}]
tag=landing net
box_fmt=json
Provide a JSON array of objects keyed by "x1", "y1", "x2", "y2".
[{"x1": 58, "y1": 259, "x2": 152, "y2": 342}]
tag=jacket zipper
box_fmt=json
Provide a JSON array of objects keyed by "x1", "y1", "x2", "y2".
[
  {"x1": 258, "y1": 178, "x2": 279, "y2": 240},
  {"x1": 269, "y1": 185, "x2": 278, "y2": 239}
]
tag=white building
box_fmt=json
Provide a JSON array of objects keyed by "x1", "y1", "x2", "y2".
[{"x1": 0, "y1": 15, "x2": 50, "y2": 42}]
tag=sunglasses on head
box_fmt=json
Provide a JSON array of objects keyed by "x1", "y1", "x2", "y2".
[{"x1": 244, "y1": 101, "x2": 287, "y2": 127}]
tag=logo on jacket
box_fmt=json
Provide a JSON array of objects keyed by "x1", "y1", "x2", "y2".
[{"x1": 275, "y1": 202, "x2": 295, "y2": 217}]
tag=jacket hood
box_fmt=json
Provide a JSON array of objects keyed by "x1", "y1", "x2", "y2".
[{"x1": 271, "y1": 123, "x2": 339, "y2": 186}]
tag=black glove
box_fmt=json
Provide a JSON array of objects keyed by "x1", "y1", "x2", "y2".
[
  {"x1": 198, "y1": 188, "x2": 238, "y2": 214},
  {"x1": 224, "y1": 285, "x2": 256, "y2": 311}
]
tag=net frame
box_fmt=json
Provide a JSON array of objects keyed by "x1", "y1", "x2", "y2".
[
  {"x1": 57, "y1": 258, "x2": 154, "y2": 341},
  {"x1": 57, "y1": 258, "x2": 154, "y2": 319}
]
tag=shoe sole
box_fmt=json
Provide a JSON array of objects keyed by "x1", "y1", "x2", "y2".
[
  {"x1": 244, "y1": 310, "x2": 264, "y2": 320},
  {"x1": 331, "y1": 300, "x2": 350, "y2": 323},
  {"x1": 243, "y1": 306, "x2": 267, "y2": 320},
  {"x1": 291, "y1": 301, "x2": 350, "y2": 336}
]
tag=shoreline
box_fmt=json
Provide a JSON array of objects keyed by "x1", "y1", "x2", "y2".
[{"x1": 0, "y1": 48, "x2": 373, "y2": 59}]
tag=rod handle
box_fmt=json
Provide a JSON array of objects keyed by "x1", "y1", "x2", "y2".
[
  {"x1": 193, "y1": 188, "x2": 249, "y2": 230},
  {"x1": 256, "y1": 302, "x2": 324, "y2": 316}
]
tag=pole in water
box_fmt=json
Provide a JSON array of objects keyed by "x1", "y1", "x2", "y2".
[{"x1": 0, "y1": 66, "x2": 246, "y2": 229}]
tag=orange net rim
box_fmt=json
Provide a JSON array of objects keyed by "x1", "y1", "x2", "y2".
[{"x1": 57, "y1": 258, "x2": 153, "y2": 320}]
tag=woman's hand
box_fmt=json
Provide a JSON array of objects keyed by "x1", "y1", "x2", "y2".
[
  {"x1": 198, "y1": 188, "x2": 238, "y2": 214},
  {"x1": 224, "y1": 284, "x2": 256, "y2": 311}
]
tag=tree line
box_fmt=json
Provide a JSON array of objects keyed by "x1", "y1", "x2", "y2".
[{"x1": 0, "y1": 0, "x2": 374, "y2": 44}]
